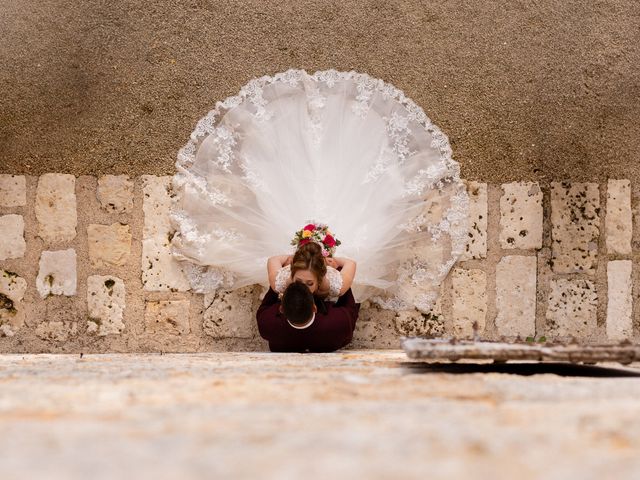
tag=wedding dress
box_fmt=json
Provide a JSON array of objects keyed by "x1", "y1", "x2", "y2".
[{"x1": 171, "y1": 69, "x2": 469, "y2": 312}]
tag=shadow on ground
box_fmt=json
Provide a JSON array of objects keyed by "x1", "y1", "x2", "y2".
[{"x1": 401, "y1": 361, "x2": 640, "y2": 378}]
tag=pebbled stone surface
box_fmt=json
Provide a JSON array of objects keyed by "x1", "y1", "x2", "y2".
[
  {"x1": 35, "y1": 174, "x2": 77, "y2": 244},
  {"x1": 0, "y1": 270, "x2": 27, "y2": 337},
  {"x1": 495, "y1": 255, "x2": 537, "y2": 338},
  {"x1": 1, "y1": 352, "x2": 640, "y2": 480},
  {"x1": 0, "y1": 214, "x2": 26, "y2": 260},
  {"x1": 451, "y1": 268, "x2": 487, "y2": 338},
  {"x1": 550, "y1": 182, "x2": 600, "y2": 274},
  {"x1": 0, "y1": 175, "x2": 26, "y2": 207},
  {"x1": 499, "y1": 181, "x2": 543, "y2": 250},
  {"x1": 87, "y1": 275, "x2": 126, "y2": 336},
  {"x1": 546, "y1": 278, "x2": 598, "y2": 338},
  {"x1": 97, "y1": 175, "x2": 134, "y2": 214},
  {"x1": 36, "y1": 249, "x2": 77, "y2": 298},
  {"x1": 459, "y1": 181, "x2": 487, "y2": 260},
  {"x1": 87, "y1": 223, "x2": 132, "y2": 268},
  {"x1": 606, "y1": 179, "x2": 632, "y2": 255},
  {"x1": 606, "y1": 260, "x2": 633, "y2": 340}
]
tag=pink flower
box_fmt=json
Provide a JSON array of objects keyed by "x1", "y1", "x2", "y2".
[
  {"x1": 299, "y1": 238, "x2": 311, "y2": 246},
  {"x1": 303, "y1": 223, "x2": 316, "y2": 232}
]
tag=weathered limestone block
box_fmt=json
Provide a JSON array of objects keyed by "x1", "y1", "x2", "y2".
[
  {"x1": 459, "y1": 181, "x2": 487, "y2": 260},
  {"x1": 495, "y1": 255, "x2": 536, "y2": 337},
  {"x1": 499, "y1": 182, "x2": 543, "y2": 250},
  {"x1": 351, "y1": 302, "x2": 398, "y2": 349},
  {"x1": 394, "y1": 284, "x2": 445, "y2": 336},
  {"x1": 97, "y1": 175, "x2": 134, "y2": 214},
  {"x1": 87, "y1": 223, "x2": 132, "y2": 268},
  {"x1": 35, "y1": 174, "x2": 77, "y2": 244},
  {"x1": 36, "y1": 249, "x2": 77, "y2": 298},
  {"x1": 451, "y1": 268, "x2": 487, "y2": 338},
  {"x1": 546, "y1": 278, "x2": 597, "y2": 338},
  {"x1": 0, "y1": 214, "x2": 26, "y2": 260},
  {"x1": 203, "y1": 286, "x2": 261, "y2": 338},
  {"x1": 0, "y1": 175, "x2": 26, "y2": 207},
  {"x1": 87, "y1": 275, "x2": 125, "y2": 336},
  {"x1": 395, "y1": 310, "x2": 445, "y2": 337},
  {"x1": 141, "y1": 176, "x2": 189, "y2": 292},
  {"x1": 144, "y1": 300, "x2": 191, "y2": 335},
  {"x1": 605, "y1": 179, "x2": 632, "y2": 255},
  {"x1": 35, "y1": 321, "x2": 77, "y2": 342},
  {"x1": 606, "y1": 260, "x2": 632, "y2": 340},
  {"x1": 550, "y1": 182, "x2": 600, "y2": 274},
  {"x1": 0, "y1": 270, "x2": 27, "y2": 337}
]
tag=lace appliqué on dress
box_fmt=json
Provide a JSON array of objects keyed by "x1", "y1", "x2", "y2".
[
  {"x1": 326, "y1": 267, "x2": 343, "y2": 298},
  {"x1": 275, "y1": 265, "x2": 291, "y2": 294}
]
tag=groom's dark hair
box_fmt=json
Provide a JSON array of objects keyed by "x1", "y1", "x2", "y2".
[{"x1": 282, "y1": 281, "x2": 315, "y2": 326}]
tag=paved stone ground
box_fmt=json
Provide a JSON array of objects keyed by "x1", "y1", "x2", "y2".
[{"x1": 2, "y1": 352, "x2": 640, "y2": 479}]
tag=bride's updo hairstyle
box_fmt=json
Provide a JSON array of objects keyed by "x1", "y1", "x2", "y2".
[{"x1": 290, "y1": 242, "x2": 327, "y2": 283}]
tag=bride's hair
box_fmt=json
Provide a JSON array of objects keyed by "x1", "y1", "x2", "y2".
[{"x1": 291, "y1": 242, "x2": 327, "y2": 282}]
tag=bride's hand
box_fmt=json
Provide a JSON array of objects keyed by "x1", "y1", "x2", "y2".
[{"x1": 325, "y1": 257, "x2": 338, "y2": 269}]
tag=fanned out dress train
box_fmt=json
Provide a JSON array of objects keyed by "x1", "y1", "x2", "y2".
[{"x1": 171, "y1": 69, "x2": 469, "y2": 312}]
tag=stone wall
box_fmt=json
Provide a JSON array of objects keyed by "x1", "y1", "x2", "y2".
[{"x1": 0, "y1": 174, "x2": 637, "y2": 353}]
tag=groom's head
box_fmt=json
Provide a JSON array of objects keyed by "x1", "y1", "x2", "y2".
[{"x1": 281, "y1": 281, "x2": 317, "y2": 328}]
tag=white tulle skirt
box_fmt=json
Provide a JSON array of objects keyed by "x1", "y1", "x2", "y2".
[{"x1": 171, "y1": 69, "x2": 469, "y2": 312}]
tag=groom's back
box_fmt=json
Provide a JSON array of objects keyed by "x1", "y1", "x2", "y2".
[{"x1": 256, "y1": 288, "x2": 360, "y2": 353}]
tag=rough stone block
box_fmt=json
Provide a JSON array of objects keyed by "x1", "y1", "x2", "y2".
[
  {"x1": 0, "y1": 270, "x2": 28, "y2": 337},
  {"x1": 35, "y1": 173, "x2": 77, "y2": 244},
  {"x1": 145, "y1": 300, "x2": 191, "y2": 335},
  {"x1": 495, "y1": 255, "x2": 536, "y2": 337},
  {"x1": 0, "y1": 214, "x2": 26, "y2": 260},
  {"x1": 36, "y1": 249, "x2": 77, "y2": 298},
  {"x1": 606, "y1": 260, "x2": 632, "y2": 340},
  {"x1": 605, "y1": 179, "x2": 632, "y2": 255},
  {"x1": 351, "y1": 302, "x2": 398, "y2": 349},
  {"x1": 395, "y1": 310, "x2": 445, "y2": 337},
  {"x1": 451, "y1": 268, "x2": 487, "y2": 338},
  {"x1": 546, "y1": 278, "x2": 597, "y2": 338},
  {"x1": 87, "y1": 223, "x2": 132, "y2": 268},
  {"x1": 459, "y1": 181, "x2": 487, "y2": 260},
  {"x1": 0, "y1": 175, "x2": 26, "y2": 207},
  {"x1": 499, "y1": 182, "x2": 543, "y2": 250},
  {"x1": 97, "y1": 175, "x2": 134, "y2": 214},
  {"x1": 203, "y1": 286, "x2": 261, "y2": 338},
  {"x1": 550, "y1": 182, "x2": 600, "y2": 274},
  {"x1": 141, "y1": 176, "x2": 189, "y2": 292},
  {"x1": 87, "y1": 275, "x2": 126, "y2": 336},
  {"x1": 35, "y1": 321, "x2": 77, "y2": 342}
]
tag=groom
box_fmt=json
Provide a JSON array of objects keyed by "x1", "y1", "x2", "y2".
[{"x1": 256, "y1": 282, "x2": 360, "y2": 352}]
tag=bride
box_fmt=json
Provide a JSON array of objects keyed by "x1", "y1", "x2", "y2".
[{"x1": 171, "y1": 69, "x2": 469, "y2": 313}]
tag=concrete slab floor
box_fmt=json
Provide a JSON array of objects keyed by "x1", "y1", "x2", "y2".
[{"x1": 1, "y1": 351, "x2": 640, "y2": 480}]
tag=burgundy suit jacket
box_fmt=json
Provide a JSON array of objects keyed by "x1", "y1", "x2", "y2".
[{"x1": 256, "y1": 288, "x2": 360, "y2": 353}]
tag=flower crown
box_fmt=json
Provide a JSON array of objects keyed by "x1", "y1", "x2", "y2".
[{"x1": 291, "y1": 222, "x2": 341, "y2": 257}]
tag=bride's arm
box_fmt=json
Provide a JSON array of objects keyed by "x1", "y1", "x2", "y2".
[
  {"x1": 332, "y1": 257, "x2": 357, "y2": 296},
  {"x1": 267, "y1": 255, "x2": 292, "y2": 291}
]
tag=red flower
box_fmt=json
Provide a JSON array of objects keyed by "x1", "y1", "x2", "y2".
[
  {"x1": 323, "y1": 234, "x2": 336, "y2": 247},
  {"x1": 303, "y1": 224, "x2": 316, "y2": 232},
  {"x1": 299, "y1": 238, "x2": 311, "y2": 246}
]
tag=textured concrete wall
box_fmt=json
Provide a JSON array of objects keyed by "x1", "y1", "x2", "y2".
[
  {"x1": 1, "y1": 1, "x2": 639, "y2": 182},
  {"x1": 1, "y1": 174, "x2": 637, "y2": 353}
]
